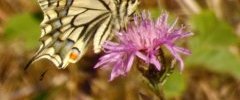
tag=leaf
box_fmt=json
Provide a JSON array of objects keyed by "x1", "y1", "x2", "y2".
[
  {"x1": 189, "y1": 11, "x2": 237, "y2": 47},
  {"x1": 186, "y1": 11, "x2": 240, "y2": 78},
  {"x1": 163, "y1": 71, "x2": 186, "y2": 98},
  {"x1": 4, "y1": 13, "x2": 40, "y2": 49},
  {"x1": 150, "y1": 8, "x2": 161, "y2": 19}
]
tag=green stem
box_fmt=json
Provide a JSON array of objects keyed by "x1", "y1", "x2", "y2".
[
  {"x1": 152, "y1": 83, "x2": 165, "y2": 100},
  {"x1": 137, "y1": 48, "x2": 176, "y2": 100}
]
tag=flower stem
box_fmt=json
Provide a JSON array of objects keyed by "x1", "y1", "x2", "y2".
[
  {"x1": 152, "y1": 82, "x2": 165, "y2": 100},
  {"x1": 137, "y1": 48, "x2": 176, "y2": 99}
]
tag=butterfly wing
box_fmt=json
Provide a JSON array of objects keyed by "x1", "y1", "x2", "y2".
[{"x1": 26, "y1": 0, "x2": 114, "y2": 69}]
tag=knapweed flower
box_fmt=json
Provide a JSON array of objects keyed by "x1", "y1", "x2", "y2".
[{"x1": 94, "y1": 11, "x2": 192, "y2": 81}]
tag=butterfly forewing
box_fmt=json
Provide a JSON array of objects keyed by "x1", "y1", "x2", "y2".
[{"x1": 26, "y1": 0, "x2": 139, "y2": 69}]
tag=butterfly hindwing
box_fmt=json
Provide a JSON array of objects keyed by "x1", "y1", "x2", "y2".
[{"x1": 26, "y1": 0, "x2": 139, "y2": 69}]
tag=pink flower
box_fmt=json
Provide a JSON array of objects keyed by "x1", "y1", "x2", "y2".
[{"x1": 94, "y1": 11, "x2": 192, "y2": 81}]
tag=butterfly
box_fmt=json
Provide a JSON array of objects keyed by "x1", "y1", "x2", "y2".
[{"x1": 25, "y1": 0, "x2": 139, "y2": 69}]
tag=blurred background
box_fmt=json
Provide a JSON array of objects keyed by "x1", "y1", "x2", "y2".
[{"x1": 0, "y1": 0, "x2": 240, "y2": 100}]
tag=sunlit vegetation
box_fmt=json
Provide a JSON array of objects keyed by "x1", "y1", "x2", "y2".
[{"x1": 0, "y1": 0, "x2": 240, "y2": 100}]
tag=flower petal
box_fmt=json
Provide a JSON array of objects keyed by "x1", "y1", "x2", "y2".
[
  {"x1": 94, "y1": 53, "x2": 120, "y2": 68},
  {"x1": 126, "y1": 54, "x2": 135, "y2": 72},
  {"x1": 168, "y1": 18, "x2": 178, "y2": 33},
  {"x1": 110, "y1": 61, "x2": 124, "y2": 81},
  {"x1": 136, "y1": 51, "x2": 148, "y2": 61},
  {"x1": 174, "y1": 46, "x2": 191, "y2": 55},
  {"x1": 165, "y1": 45, "x2": 184, "y2": 71},
  {"x1": 150, "y1": 55, "x2": 161, "y2": 70}
]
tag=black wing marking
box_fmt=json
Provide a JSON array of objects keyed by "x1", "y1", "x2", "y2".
[{"x1": 25, "y1": 0, "x2": 113, "y2": 69}]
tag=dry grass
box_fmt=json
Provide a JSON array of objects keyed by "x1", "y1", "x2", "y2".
[{"x1": 0, "y1": 0, "x2": 240, "y2": 100}]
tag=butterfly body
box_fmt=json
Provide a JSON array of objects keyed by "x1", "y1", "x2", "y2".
[{"x1": 26, "y1": 0, "x2": 139, "y2": 69}]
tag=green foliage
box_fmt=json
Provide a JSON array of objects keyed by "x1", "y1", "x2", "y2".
[
  {"x1": 150, "y1": 8, "x2": 161, "y2": 19},
  {"x1": 163, "y1": 71, "x2": 186, "y2": 98},
  {"x1": 162, "y1": 10, "x2": 240, "y2": 98},
  {"x1": 33, "y1": 91, "x2": 49, "y2": 100},
  {"x1": 4, "y1": 13, "x2": 40, "y2": 49},
  {"x1": 187, "y1": 11, "x2": 240, "y2": 78}
]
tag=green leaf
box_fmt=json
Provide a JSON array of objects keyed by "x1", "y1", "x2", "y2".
[
  {"x1": 186, "y1": 10, "x2": 240, "y2": 78},
  {"x1": 150, "y1": 8, "x2": 161, "y2": 19},
  {"x1": 189, "y1": 11, "x2": 237, "y2": 47},
  {"x1": 4, "y1": 13, "x2": 40, "y2": 49},
  {"x1": 163, "y1": 71, "x2": 186, "y2": 98}
]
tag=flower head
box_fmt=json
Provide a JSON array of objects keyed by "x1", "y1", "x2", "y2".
[{"x1": 95, "y1": 11, "x2": 192, "y2": 81}]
